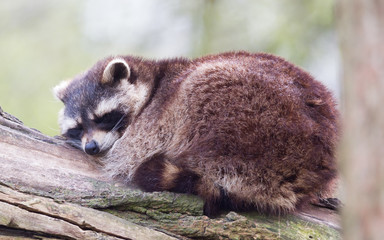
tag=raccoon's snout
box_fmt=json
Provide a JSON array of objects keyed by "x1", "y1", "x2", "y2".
[{"x1": 85, "y1": 140, "x2": 100, "y2": 155}]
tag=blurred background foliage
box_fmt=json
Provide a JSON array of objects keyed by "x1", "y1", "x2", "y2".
[{"x1": 0, "y1": 0, "x2": 339, "y2": 136}]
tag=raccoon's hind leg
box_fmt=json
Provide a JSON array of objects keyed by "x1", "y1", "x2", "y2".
[
  {"x1": 132, "y1": 153, "x2": 200, "y2": 194},
  {"x1": 195, "y1": 180, "x2": 236, "y2": 217}
]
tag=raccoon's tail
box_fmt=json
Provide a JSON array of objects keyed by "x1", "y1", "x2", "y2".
[
  {"x1": 132, "y1": 153, "x2": 232, "y2": 217},
  {"x1": 132, "y1": 153, "x2": 199, "y2": 194}
]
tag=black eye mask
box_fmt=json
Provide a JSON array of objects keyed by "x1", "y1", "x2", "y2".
[
  {"x1": 66, "y1": 126, "x2": 83, "y2": 140},
  {"x1": 94, "y1": 111, "x2": 125, "y2": 131}
]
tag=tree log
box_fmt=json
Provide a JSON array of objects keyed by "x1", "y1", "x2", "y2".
[{"x1": 0, "y1": 106, "x2": 341, "y2": 239}]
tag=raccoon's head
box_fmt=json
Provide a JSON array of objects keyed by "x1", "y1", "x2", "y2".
[{"x1": 54, "y1": 57, "x2": 152, "y2": 155}]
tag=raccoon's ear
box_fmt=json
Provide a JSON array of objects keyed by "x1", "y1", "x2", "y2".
[
  {"x1": 53, "y1": 80, "x2": 71, "y2": 102},
  {"x1": 101, "y1": 58, "x2": 131, "y2": 85}
]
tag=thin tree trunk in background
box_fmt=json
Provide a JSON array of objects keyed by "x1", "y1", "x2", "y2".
[
  {"x1": 336, "y1": 0, "x2": 384, "y2": 239},
  {"x1": 196, "y1": 0, "x2": 216, "y2": 55}
]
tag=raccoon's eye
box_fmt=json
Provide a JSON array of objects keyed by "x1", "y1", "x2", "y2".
[
  {"x1": 94, "y1": 111, "x2": 125, "y2": 131},
  {"x1": 66, "y1": 127, "x2": 83, "y2": 140}
]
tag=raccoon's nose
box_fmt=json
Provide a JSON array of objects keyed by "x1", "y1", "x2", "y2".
[{"x1": 84, "y1": 140, "x2": 100, "y2": 155}]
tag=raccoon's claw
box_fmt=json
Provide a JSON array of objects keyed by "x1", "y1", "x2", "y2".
[{"x1": 313, "y1": 197, "x2": 342, "y2": 211}]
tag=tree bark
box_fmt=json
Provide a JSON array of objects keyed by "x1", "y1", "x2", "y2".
[
  {"x1": 336, "y1": 1, "x2": 384, "y2": 240},
  {"x1": 0, "y1": 106, "x2": 341, "y2": 239}
]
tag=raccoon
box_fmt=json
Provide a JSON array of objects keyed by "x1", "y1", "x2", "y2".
[{"x1": 54, "y1": 51, "x2": 339, "y2": 216}]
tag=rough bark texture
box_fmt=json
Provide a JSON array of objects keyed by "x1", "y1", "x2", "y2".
[
  {"x1": 336, "y1": 0, "x2": 384, "y2": 239},
  {"x1": 0, "y1": 106, "x2": 341, "y2": 239}
]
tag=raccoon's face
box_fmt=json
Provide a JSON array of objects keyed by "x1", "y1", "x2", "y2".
[{"x1": 54, "y1": 57, "x2": 150, "y2": 155}]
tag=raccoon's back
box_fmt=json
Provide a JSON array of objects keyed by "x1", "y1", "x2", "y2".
[{"x1": 170, "y1": 52, "x2": 338, "y2": 156}]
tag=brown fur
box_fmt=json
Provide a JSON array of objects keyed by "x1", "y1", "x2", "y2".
[{"x1": 57, "y1": 51, "x2": 339, "y2": 217}]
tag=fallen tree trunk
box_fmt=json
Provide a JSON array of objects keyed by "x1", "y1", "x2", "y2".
[{"x1": 0, "y1": 106, "x2": 341, "y2": 239}]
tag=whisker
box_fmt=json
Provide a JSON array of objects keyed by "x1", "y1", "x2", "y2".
[
  {"x1": 101, "y1": 132, "x2": 114, "y2": 150},
  {"x1": 100, "y1": 113, "x2": 128, "y2": 151},
  {"x1": 111, "y1": 113, "x2": 128, "y2": 132}
]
